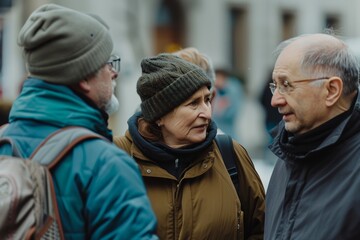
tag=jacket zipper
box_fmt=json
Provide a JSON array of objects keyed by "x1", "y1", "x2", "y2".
[{"x1": 173, "y1": 178, "x2": 180, "y2": 240}]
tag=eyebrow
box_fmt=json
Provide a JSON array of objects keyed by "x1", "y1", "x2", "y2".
[{"x1": 273, "y1": 74, "x2": 290, "y2": 83}]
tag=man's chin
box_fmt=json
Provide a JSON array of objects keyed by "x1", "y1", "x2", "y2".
[{"x1": 284, "y1": 123, "x2": 301, "y2": 135}]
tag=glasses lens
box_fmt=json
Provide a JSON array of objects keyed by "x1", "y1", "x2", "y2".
[
  {"x1": 108, "y1": 55, "x2": 121, "y2": 73},
  {"x1": 269, "y1": 83, "x2": 276, "y2": 94}
]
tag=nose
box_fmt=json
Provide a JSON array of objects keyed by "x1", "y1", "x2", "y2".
[
  {"x1": 198, "y1": 101, "x2": 212, "y2": 119},
  {"x1": 112, "y1": 69, "x2": 118, "y2": 79},
  {"x1": 271, "y1": 90, "x2": 286, "y2": 107}
]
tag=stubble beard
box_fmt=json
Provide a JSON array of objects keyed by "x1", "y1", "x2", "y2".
[{"x1": 105, "y1": 94, "x2": 119, "y2": 115}]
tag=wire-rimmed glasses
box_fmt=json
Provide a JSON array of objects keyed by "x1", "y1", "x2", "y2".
[
  {"x1": 269, "y1": 77, "x2": 330, "y2": 95},
  {"x1": 107, "y1": 55, "x2": 121, "y2": 73}
]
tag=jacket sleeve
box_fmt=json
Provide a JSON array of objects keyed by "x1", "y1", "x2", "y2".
[
  {"x1": 86, "y1": 142, "x2": 158, "y2": 240},
  {"x1": 233, "y1": 141, "x2": 265, "y2": 240}
]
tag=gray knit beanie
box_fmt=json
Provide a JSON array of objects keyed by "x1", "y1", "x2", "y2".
[
  {"x1": 137, "y1": 53, "x2": 212, "y2": 122},
  {"x1": 18, "y1": 4, "x2": 113, "y2": 85}
]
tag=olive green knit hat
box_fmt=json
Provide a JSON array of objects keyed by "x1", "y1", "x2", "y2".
[
  {"x1": 18, "y1": 4, "x2": 113, "y2": 85},
  {"x1": 137, "y1": 53, "x2": 212, "y2": 122}
]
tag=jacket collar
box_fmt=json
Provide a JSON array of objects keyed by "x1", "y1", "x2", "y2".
[{"x1": 9, "y1": 78, "x2": 113, "y2": 140}]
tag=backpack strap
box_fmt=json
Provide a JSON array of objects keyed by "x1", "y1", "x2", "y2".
[
  {"x1": 215, "y1": 134, "x2": 240, "y2": 198},
  {"x1": 0, "y1": 123, "x2": 9, "y2": 135},
  {"x1": 29, "y1": 126, "x2": 106, "y2": 240},
  {"x1": 30, "y1": 126, "x2": 108, "y2": 169}
]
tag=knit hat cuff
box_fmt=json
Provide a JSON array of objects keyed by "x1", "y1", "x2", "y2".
[{"x1": 141, "y1": 68, "x2": 211, "y2": 122}]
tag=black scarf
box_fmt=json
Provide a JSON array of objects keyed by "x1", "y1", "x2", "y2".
[{"x1": 279, "y1": 107, "x2": 353, "y2": 157}]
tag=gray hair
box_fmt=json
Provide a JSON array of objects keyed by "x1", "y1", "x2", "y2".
[{"x1": 274, "y1": 31, "x2": 359, "y2": 96}]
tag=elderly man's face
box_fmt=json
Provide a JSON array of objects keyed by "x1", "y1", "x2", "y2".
[
  {"x1": 270, "y1": 43, "x2": 330, "y2": 135},
  {"x1": 86, "y1": 63, "x2": 119, "y2": 115}
]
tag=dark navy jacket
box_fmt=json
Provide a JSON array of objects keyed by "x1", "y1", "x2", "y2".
[{"x1": 265, "y1": 91, "x2": 360, "y2": 240}]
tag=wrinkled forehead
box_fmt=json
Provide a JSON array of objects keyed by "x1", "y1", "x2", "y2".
[{"x1": 273, "y1": 48, "x2": 303, "y2": 80}]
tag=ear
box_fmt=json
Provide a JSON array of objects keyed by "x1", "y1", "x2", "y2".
[
  {"x1": 325, "y1": 77, "x2": 342, "y2": 107},
  {"x1": 77, "y1": 79, "x2": 91, "y2": 93},
  {"x1": 156, "y1": 119, "x2": 163, "y2": 127}
]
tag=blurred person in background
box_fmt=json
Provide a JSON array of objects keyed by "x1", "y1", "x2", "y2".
[
  {"x1": 173, "y1": 47, "x2": 216, "y2": 99},
  {"x1": 265, "y1": 32, "x2": 360, "y2": 239},
  {"x1": 114, "y1": 53, "x2": 265, "y2": 240},
  {"x1": 212, "y1": 68, "x2": 245, "y2": 141},
  {"x1": 0, "y1": 4, "x2": 158, "y2": 239},
  {"x1": 260, "y1": 70, "x2": 282, "y2": 138},
  {"x1": 259, "y1": 70, "x2": 283, "y2": 164}
]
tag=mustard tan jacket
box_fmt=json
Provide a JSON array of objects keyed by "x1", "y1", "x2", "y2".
[{"x1": 114, "y1": 129, "x2": 265, "y2": 240}]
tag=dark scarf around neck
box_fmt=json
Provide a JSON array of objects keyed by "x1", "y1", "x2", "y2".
[{"x1": 279, "y1": 105, "x2": 353, "y2": 158}]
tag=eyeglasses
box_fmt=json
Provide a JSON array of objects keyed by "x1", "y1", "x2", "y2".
[
  {"x1": 107, "y1": 55, "x2": 121, "y2": 73},
  {"x1": 269, "y1": 77, "x2": 330, "y2": 95}
]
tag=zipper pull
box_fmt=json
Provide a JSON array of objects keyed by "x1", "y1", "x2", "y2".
[{"x1": 175, "y1": 158, "x2": 179, "y2": 168}]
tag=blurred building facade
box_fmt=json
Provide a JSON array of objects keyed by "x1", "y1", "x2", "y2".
[{"x1": 1, "y1": 0, "x2": 360, "y2": 158}]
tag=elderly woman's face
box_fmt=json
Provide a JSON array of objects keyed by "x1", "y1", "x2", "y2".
[{"x1": 158, "y1": 86, "x2": 212, "y2": 148}]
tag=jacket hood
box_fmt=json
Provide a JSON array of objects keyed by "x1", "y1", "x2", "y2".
[{"x1": 9, "y1": 78, "x2": 112, "y2": 139}]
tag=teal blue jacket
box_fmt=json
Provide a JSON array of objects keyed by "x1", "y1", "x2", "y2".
[{"x1": 0, "y1": 78, "x2": 158, "y2": 240}]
